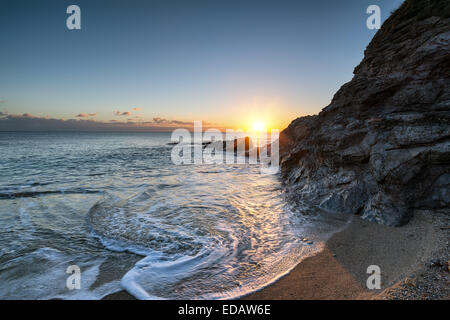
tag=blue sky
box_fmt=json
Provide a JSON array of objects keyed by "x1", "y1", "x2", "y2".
[{"x1": 0, "y1": 0, "x2": 404, "y2": 130}]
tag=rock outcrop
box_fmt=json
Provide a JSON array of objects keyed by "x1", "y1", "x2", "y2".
[{"x1": 280, "y1": 0, "x2": 450, "y2": 226}]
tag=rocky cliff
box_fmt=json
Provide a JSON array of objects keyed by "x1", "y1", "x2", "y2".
[{"x1": 280, "y1": 0, "x2": 450, "y2": 226}]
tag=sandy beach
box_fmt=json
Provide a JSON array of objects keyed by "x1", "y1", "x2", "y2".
[{"x1": 245, "y1": 209, "x2": 449, "y2": 300}]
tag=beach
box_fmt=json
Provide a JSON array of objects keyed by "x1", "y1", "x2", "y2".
[
  {"x1": 245, "y1": 209, "x2": 449, "y2": 300},
  {"x1": 103, "y1": 209, "x2": 449, "y2": 300}
]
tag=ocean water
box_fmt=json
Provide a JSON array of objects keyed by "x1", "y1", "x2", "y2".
[{"x1": 0, "y1": 132, "x2": 349, "y2": 299}]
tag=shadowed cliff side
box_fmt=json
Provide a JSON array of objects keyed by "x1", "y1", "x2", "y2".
[{"x1": 280, "y1": 0, "x2": 450, "y2": 226}]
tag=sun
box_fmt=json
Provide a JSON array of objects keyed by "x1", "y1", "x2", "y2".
[{"x1": 251, "y1": 121, "x2": 265, "y2": 132}]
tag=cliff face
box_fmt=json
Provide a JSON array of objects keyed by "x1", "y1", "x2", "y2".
[{"x1": 280, "y1": 0, "x2": 450, "y2": 226}]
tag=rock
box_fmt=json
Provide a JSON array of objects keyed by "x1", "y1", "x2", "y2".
[{"x1": 280, "y1": 0, "x2": 450, "y2": 226}]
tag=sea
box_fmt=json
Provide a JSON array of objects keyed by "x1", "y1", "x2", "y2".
[{"x1": 0, "y1": 131, "x2": 350, "y2": 299}]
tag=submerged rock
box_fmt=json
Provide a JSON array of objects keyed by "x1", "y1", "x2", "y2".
[{"x1": 280, "y1": 0, "x2": 450, "y2": 226}]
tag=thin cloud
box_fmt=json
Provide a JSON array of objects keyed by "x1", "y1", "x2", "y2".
[
  {"x1": 133, "y1": 107, "x2": 141, "y2": 111},
  {"x1": 76, "y1": 113, "x2": 97, "y2": 118},
  {"x1": 150, "y1": 117, "x2": 191, "y2": 125},
  {"x1": 114, "y1": 111, "x2": 131, "y2": 116},
  {"x1": 152, "y1": 117, "x2": 167, "y2": 124}
]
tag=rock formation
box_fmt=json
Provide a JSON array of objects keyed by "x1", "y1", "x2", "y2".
[{"x1": 280, "y1": 0, "x2": 450, "y2": 226}]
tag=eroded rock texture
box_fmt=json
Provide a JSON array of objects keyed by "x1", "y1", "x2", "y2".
[{"x1": 280, "y1": 0, "x2": 450, "y2": 226}]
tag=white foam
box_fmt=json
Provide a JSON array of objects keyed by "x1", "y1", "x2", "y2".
[
  {"x1": 0, "y1": 247, "x2": 121, "y2": 300},
  {"x1": 90, "y1": 230, "x2": 162, "y2": 257},
  {"x1": 120, "y1": 240, "x2": 322, "y2": 300},
  {"x1": 121, "y1": 248, "x2": 227, "y2": 300}
]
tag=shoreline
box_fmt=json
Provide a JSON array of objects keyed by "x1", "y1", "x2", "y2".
[
  {"x1": 245, "y1": 209, "x2": 449, "y2": 300},
  {"x1": 103, "y1": 209, "x2": 449, "y2": 300}
]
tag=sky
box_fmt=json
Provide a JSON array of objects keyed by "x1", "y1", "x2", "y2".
[{"x1": 0, "y1": 0, "x2": 405, "y2": 131}]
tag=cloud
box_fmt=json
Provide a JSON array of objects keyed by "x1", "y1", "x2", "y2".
[
  {"x1": 151, "y1": 117, "x2": 191, "y2": 126},
  {"x1": 0, "y1": 100, "x2": 7, "y2": 105},
  {"x1": 152, "y1": 117, "x2": 167, "y2": 124},
  {"x1": 171, "y1": 120, "x2": 192, "y2": 125},
  {"x1": 0, "y1": 113, "x2": 196, "y2": 132},
  {"x1": 114, "y1": 111, "x2": 131, "y2": 116},
  {"x1": 76, "y1": 113, "x2": 97, "y2": 118},
  {"x1": 133, "y1": 107, "x2": 141, "y2": 111}
]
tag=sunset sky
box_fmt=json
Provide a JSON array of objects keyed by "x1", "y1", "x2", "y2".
[{"x1": 0, "y1": 0, "x2": 404, "y2": 131}]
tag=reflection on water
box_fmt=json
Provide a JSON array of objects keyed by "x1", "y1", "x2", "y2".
[{"x1": 0, "y1": 132, "x2": 349, "y2": 299}]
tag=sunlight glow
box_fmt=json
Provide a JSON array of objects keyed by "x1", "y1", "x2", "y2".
[{"x1": 252, "y1": 122, "x2": 266, "y2": 132}]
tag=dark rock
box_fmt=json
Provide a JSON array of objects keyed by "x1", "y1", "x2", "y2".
[{"x1": 280, "y1": 0, "x2": 450, "y2": 226}]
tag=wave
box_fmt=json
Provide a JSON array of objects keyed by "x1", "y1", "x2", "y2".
[
  {"x1": 85, "y1": 180, "x2": 323, "y2": 300},
  {"x1": 0, "y1": 188, "x2": 102, "y2": 199},
  {"x1": 0, "y1": 247, "x2": 120, "y2": 300}
]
